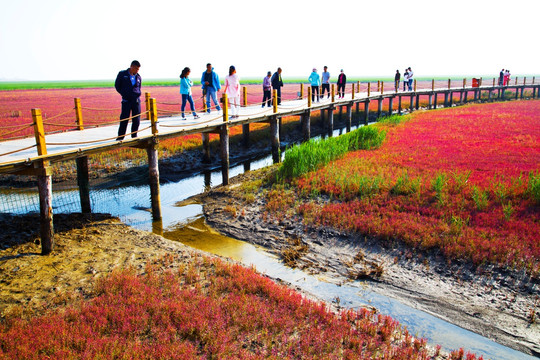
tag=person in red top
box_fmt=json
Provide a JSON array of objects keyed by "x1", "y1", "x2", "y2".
[{"x1": 336, "y1": 69, "x2": 347, "y2": 99}]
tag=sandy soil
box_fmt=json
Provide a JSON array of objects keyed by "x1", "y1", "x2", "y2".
[{"x1": 196, "y1": 168, "x2": 540, "y2": 357}]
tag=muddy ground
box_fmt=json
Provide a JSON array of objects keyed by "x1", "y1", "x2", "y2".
[{"x1": 197, "y1": 168, "x2": 540, "y2": 357}]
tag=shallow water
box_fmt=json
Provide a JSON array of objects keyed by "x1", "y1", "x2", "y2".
[{"x1": 0, "y1": 126, "x2": 535, "y2": 359}]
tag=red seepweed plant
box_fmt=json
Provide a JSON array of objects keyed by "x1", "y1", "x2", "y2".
[{"x1": 290, "y1": 101, "x2": 540, "y2": 275}]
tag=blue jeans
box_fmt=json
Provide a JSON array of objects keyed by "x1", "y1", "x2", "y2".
[
  {"x1": 181, "y1": 94, "x2": 195, "y2": 115},
  {"x1": 205, "y1": 87, "x2": 221, "y2": 112},
  {"x1": 408, "y1": 79, "x2": 413, "y2": 91}
]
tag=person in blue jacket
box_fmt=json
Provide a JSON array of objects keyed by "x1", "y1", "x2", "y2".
[
  {"x1": 201, "y1": 63, "x2": 221, "y2": 113},
  {"x1": 115, "y1": 60, "x2": 142, "y2": 140},
  {"x1": 308, "y1": 68, "x2": 321, "y2": 102},
  {"x1": 180, "y1": 67, "x2": 199, "y2": 120}
]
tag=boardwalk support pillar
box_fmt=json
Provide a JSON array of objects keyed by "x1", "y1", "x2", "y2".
[
  {"x1": 327, "y1": 106, "x2": 334, "y2": 137},
  {"x1": 76, "y1": 156, "x2": 91, "y2": 213},
  {"x1": 377, "y1": 98, "x2": 382, "y2": 118},
  {"x1": 409, "y1": 95, "x2": 414, "y2": 112},
  {"x1": 202, "y1": 133, "x2": 211, "y2": 163},
  {"x1": 302, "y1": 110, "x2": 311, "y2": 142},
  {"x1": 428, "y1": 94, "x2": 433, "y2": 109},
  {"x1": 271, "y1": 90, "x2": 280, "y2": 163},
  {"x1": 242, "y1": 86, "x2": 249, "y2": 146},
  {"x1": 32, "y1": 108, "x2": 54, "y2": 255},
  {"x1": 364, "y1": 100, "x2": 370, "y2": 125},
  {"x1": 221, "y1": 93, "x2": 230, "y2": 185},
  {"x1": 398, "y1": 96, "x2": 402, "y2": 115},
  {"x1": 388, "y1": 97, "x2": 393, "y2": 116},
  {"x1": 148, "y1": 98, "x2": 161, "y2": 220},
  {"x1": 346, "y1": 104, "x2": 352, "y2": 132}
]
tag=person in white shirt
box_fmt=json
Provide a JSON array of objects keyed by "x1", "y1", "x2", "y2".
[
  {"x1": 403, "y1": 69, "x2": 409, "y2": 91},
  {"x1": 407, "y1": 67, "x2": 414, "y2": 91},
  {"x1": 223, "y1": 65, "x2": 241, "y2": 119}
]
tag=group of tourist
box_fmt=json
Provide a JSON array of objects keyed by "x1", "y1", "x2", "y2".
[
  {"x1": 499, "y1": 69, "x2": 512, "y2": 86},
  {"x1": 398, "y1": 67, "x2": 414, "y2": 91},
  {"x1": 307, "y1": 67, "x2": 347, "y2": 102}
]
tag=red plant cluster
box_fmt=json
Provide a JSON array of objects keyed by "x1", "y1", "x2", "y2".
[
  {"x1": 0, "y1": 255, "x2": 479, "y2": 359},
  {"x1": 292, "y1": 101, "x2": 540, "y2": 274}
]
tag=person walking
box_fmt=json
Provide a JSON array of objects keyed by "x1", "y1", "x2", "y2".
[
  {"x1": 394, "y1": 70, "x2": 401, "y2": 92},
  {"x1": 179, "y1": 67, "x2": 199, "y2": 120},
  {"x1": 271, "y1": 67, "x2": 283, "y2": 105},
  {"x1": 504, "y1": 69, "x2": 510, "y2": 86},
  {"x1": 336, "y1": 69, "x2": 346, "y2": 99},
  {"x1": 115, "y1": 60, "x2": 142, "y2": 141},
  {"x1": 262, "y1": 71, "x2": 272, "y2": 107},
  {"x1": 201, "y1": 63, "x2": 221, "y2": 113},
  {"x1": 223, "y1": 65, "x2": 240, "y2": 119},
  {"x1": 321, "y1": 66, "x2": 331, "y2": 99},
  {"x1": 498, "y1": 69, "x2": 505, "y2": 86},
  {"x1": 407, "y1": 67, "x2": 414, "y2": 91},
  {"x1": 309, "y1": 68, "x2": 321, "y2": 102},
  {"x1": 403, "y1": 68, "x2": 409, "y2": 91}
]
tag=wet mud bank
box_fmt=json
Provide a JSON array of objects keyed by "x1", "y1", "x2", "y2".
[{"x1": 197, "y1": 168, "x2": 540, "y2": 357}]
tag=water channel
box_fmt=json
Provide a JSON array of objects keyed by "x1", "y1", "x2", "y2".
[{"x1": 1, "y1": 127, "x2": 535, "y2": 360}]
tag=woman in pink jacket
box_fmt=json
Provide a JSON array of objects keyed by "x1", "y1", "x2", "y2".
[{"x1": 223, "y1": 65, "x2": 240, "y2": 119}]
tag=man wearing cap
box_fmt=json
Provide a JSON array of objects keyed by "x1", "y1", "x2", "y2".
[
  {"x1": 115, "y1": 60, "x2": 142, "y2": 141},
  {"x1": 308, "y1": 68, "x2": 321, "y2": 102},
  {"x1": 262, "y1": 71, "x2": 272, "y2": 107},
  {"x1": 336, "y1": 69, "x2": 346, "y2": 99},
  {"x1": 321, "y1": 66, "x2": 331, "y2": 99}
]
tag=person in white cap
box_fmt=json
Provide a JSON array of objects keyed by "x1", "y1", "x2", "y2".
[
  {"x1": 336, "y1": 69, "x2": 346, "y2": 99},
  {"x1": 308, "y1": 68, "x2": 321, "y2": 102}
]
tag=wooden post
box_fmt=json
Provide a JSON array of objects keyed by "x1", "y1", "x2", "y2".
[
  {"x1": 307, "y1": 87, "x2": 312, "y2": 108},
  {"x1": 32, "y1": 108, "x2": 53, "y2": 255},
  {"x1": 145, "y1": 92, "x2": 151, "y2": 120},
  {"x1": 463, "y1": 78, "x2": 466, "y2": 88},
  {"x1": 428, "y1": 94, "x2": 433, "y2": 109},
  {"x1": 523, "y1": 77, "x2": 526, "y2": 85},
  {"x1": 431, "y1": 79, "x2": 435, "y2": 91},
  {"x1": 364, "y1": 100, "x2": 370, "y2": 125},
  {"x1": 242, "y1": 87, "x2": 249, "y2": 146},
  {"x1": 357, "y1": 81, "x2": 360, "y2": 93},
  {"x1": 381, "y1": 82, "x2": 384, "y2": 95},
  {"x1": 459, "y1": 90, "x2": 464, "y2": 104},
  {"x1": 377, "y1": 98, "x2": 382, "y2": 118},
  {"x1": 492, "y1": 78, "x2": 496, "y2": 87},
  {"x1": 414, "y1": 79, "x2": 417, "y2": 92},
  {"x1": 515, "y1": 87, "x2": 519, "y2": 100},
  {"x1": 273, "y1": 89, "x2": 278, "y2": 114},
  {"x1": 377, "y1": 80, "x2": 380, "y2": 92},
  {"x1": 434, "y1": 93, "x2": 438, "y2": 108},
  {"x1": 302, "y1": 110, "x2": 311, "y2": 142},
  {"x1": 149, "y1": 98, "x2": 158, "y2": 135},
  {"x1": 448, "y1": 92, "x2": 453, "y2": 107},
  {"x1": 331, "y1": 84, "x2": 335, "y2": 102},
  {"x1": 203, "y1": 96, "x2": 207, "y2": 113},
  {"x1": 409, "y1": 95, "x2": 414, "y2": 112},
  {"x1": 300, "y1": 83, "x2": 304, "y2": 99},
  {"x1": 202, "y1": 133, "x2": 211, "y2": 163},
  {"x1": 352, "y1": 83, "x2": 355, "y2": 99},
  {"x1": 76, "y1": 156, "x2": 91, "y2": 213},
  {"x1": 388, "y1": 96, "x2": 394, "y2": 115},
  {"x1": 515, "y1": 77, "x2": 518, "y2": 86},
  {"x1": 463, "y1": 91, "x2": 468, "y2": 103},
  {"x1": 223, "y1": 93, "x2": 229, "y2": 122},
  {"x1": 398, "y1": 95, "x2": 402, "y2": 114},
  {"x1": 367, "y1": 82, "x2": 371, "y2": 97},
  {"x1": 346, "y1": 104, "x2": 352, "y2": 132},
  {"x1": 147, "y1": 140, "x2": 161, "y2": 220},
  {"x1": 270, "y1": 115, "x2": 280, "y2": 163},
  {"x1": 488, "y1": 89, "x2": 492, "y2": 101},
  {"x1": 448, "y1": 79, "x2": 451, "y2": 89},
  {"x1": 327, "y1": 106, "x2": 334, "y2": 137},
  {"x1": 444, "y1": 92, "x2": 449, "y2": 107},
  {"x1": 416, "y1": 94, "x2": 420, "y2": 110},
  {"x1": 480, "y1": 77, "x2": 483, "y2": 87},
  {"x1": 220, "y1": 124, "x2": 230, "y2": 185},
  {"x1": 74, "y1": 98, "x2": 84, "y2": 130},
  {"x1": 243, "y1": 86, "x2": 247, "y2": 107}
]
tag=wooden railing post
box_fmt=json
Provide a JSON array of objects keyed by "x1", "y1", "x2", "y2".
[
  {"x1": 463, "y1": 78, "x2": 466, "y2": 88},
  {"x1": 331, "y1": 84, "x2": 335, "y2": 102},
  {"x1": 145, "y1": 92, "x2": 151, "y2": 120},
  {"x1": 74, "y1": 98, "x2": 84, "y2": 130},
  {"x1": 32, "y1": 108, "x2": 54, "y2": 255},
  {"x1": 300, "y1": 83, "x2": 304, "y2": 99},
  {"x1": 307, "y1": 87, "x2": 312, "y2": 107},
  {"x1": 377, "y1": 80, "x2": 380, "y2": 92},
  {"x1": 448, "y1": 79, "x2": 451, "y2": 89},
  {"x1": 492, "y1": 78, "x2": 496, "y2": 87},
  {"x1": 243, "y1": 86, "x2": 247, "y2": 107},
  {"x1": 479, "y1": 77, "x2": 483, "y2": 87},
  {"x1": 357, "y1": 81, "x2": 360, "y2": 93},
  {"x1": 432, "y1": 79, "x2": 435, "y2": 91},
  {"x1": 515, "y1": 77, "x2": 518, "y2": 86},
  {"x1": 242, "y1": 85, "x2": 250, "y2": 146},
  {"x1": 352, "y1": 83, "x2": 355, "y2": 99},
  {"x1": 367, "y1": 82, "x2": 371, "y2": 97},
  {"x1": 381, "y1": 82, "x2": 384, "y2": 95},
  {"x1": 414, "y1": 79, "x2": 417, "y2": 92},
  {"x1": 523, "y1": 77, "x2": 526, "y2": 85},
  {"x1": 223, "y1": 93, "x2": 229, "y2": 122},
  {"x1": 273, "y1": 89, "x2": 278, "y2": 114},
  {"x1": 149, "y1": 98, "x2": 158, "y2": 135}
]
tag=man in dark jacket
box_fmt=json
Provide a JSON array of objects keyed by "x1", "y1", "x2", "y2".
[
  {"x1": 271, "y1": 67, "x2": 283, "y2": 105},
  {"x1": 115, "y1": 60, "x2": 142, "y2": 140},
  {"x1": 336, "y1": 69, "x2": 347, "y2": 99}
]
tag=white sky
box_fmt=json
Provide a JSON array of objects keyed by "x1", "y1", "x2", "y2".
[{"x1": 0, "y1": 0, "x2": 538, "y2": 81}]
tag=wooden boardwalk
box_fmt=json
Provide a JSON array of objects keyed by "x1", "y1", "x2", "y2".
[{"x1": 1, "y1": 81, "x2": 538, "y2": 254}]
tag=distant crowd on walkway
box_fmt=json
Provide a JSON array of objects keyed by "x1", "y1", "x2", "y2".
[{"x1": 114, "y1": 60, "x2": 516, "y2": 140}]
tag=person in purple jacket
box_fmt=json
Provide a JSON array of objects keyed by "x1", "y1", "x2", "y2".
[
  {"x1": 115, "y1": 60, "x2": 142, "y2": 140},
  {"x1": 262, "y1": 71, "x2": 272, "y2": 107}
]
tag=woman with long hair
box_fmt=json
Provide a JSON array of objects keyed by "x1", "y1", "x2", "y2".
[
  {"x1": 223, "y1": 65, "x2": 240, "y2": 119},
  {"x1": 180, "y1": 67, "x2": 199, "y2": 119}
]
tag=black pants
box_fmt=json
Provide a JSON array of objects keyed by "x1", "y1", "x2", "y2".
[
  {"x1": 274, "y1": 87, "x2": 282, "y2": 105},
  {"x1": 337, "y1": 84, "x2": 345, "y2": 98},
  {"x1": 321, "y1": 83, "x2": 330, "y2": 97},
  {"x1": 262, "y1": 90, "x2": 272, "y2": 107},
  {"x1": 311, "y1": 86, "x2": 319, "y2": 102},
  {"x1": 117, "y1": 99, "x2": 141, "y2": 140}
]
